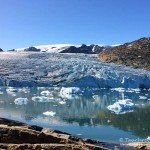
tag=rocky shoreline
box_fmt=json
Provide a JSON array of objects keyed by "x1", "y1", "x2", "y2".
[
  {"x1": 0, "y1": 117, "x2": 121, "y2": 150},
  {"x1": 1, "y1": 117, "x2": 150, "y2": 150}
]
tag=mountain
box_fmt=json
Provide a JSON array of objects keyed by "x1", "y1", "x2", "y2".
[
  {"x1": 99, "y1": 37, "x2": 150, "y2": 70},
  {"x1": 0, "y1": 48, "x2": 3, "y2": 52},
  {"x1": 15, "y1": 44, "x2": 106, "y2": 54},
  {"x1": 60, "y1": 44, "x2": 105, "y2": 54},
  {"x1": 24, "y1": 47, "x2": 40, "y2": 52}
]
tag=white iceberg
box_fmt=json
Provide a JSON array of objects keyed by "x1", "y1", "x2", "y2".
[
  {"x1": 139, "y1": 96, "x2": 147, "y2": 100},
  {"x1": 14, "y1": 98, "x2": 28, "y2": 105},
  {"x1": 59, "y1": 101, "x2": 66, "y2": 105},
  {"x1": 43, "y1": 111, "x2": 56, "y2": 117},
  {"x1": 6, "y1": 87, "x2": 18, "y2": 93},
  {"x1": 111, "y1": 88, "x2": 125, "y2": 92},
  {"x1": 147, "y1": 136, "x2": 150, "y2": 141},
  {"x1": 31, "y1": 96, "x2": 54, "y2": 102},
  {"x1": 18, "y1": 88, "x2": 30, "y2": 93},
  {"x1": 107, "y1": 99, "x2": 135, "y2": 114},
  {"x1": 60, "y1": 87, "x2": 81, "y2": 99},
  {"x1": 41, "y1": 90, "x2": 52, "y2": 96}
]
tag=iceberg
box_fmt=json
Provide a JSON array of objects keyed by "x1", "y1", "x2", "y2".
[
  {"x1": 59, "y1": 101, "x2": 66, "y2": 105},
  {"x1": 43, "y1": 111, "x2": 56, "y2": 117},
  {"x1": 139, "y1": 96, "x2": 147, "y2": 100},
  {"x1": 60, "y1": 87, "x2": 81, "y2": 99},
  {"x1": 31, "y1": 96, "x2": 54, "y2": 102},
  {"x1": 6, "y1": 87, "x2": 18, "y2": 93},
  {"x1": 14, "y1": 98, "x2": 28, "y2": 105},
  {"x1": 107, "y1": 99, "x2": 135, "y2": 114},
  {"x1": 41, "y1": 90, "x2": 52, "y2": 96}
]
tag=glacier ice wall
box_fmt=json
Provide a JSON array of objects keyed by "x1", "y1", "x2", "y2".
[{"x1": 0, "y1": 52, "x2": 149, "y2": 88}]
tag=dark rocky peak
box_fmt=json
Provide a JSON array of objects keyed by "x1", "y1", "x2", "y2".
[
  {"x1": 8, "y1": 49, "x2": 15, "y2": 52},
  {"x1": 60, "y1": 44, "x2": 105, "y2": 54},
  {"x1": 0, "y1": 48, "x2": 3, "y2": 52},
  {"x1": 24, "y1": 46, "x2": 41, "y2": 52}
]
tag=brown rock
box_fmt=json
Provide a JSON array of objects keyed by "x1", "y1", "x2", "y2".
[{"x1": 99, "y1": 37, "x2": 150, "y2": 70}]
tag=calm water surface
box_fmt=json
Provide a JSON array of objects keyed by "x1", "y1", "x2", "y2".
[{"x1": 0, "y1": 86, "x2": 150, "y2": 143}]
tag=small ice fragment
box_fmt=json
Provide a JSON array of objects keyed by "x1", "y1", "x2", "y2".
[
  {"x1": 6, "y1": 87, "x2": 18, "y2": 93},
  {"x1": 59, "y1": 101, "x2": 66, "y2": 105},
  {"x1": 14, "y1": 98, "x2": 28, "y2": 105},
  {"x1": 31, "y1": 96, "x2": 54, "y2": 102},
  {"x1": 107, "y1": 120, "x2": 111, "y2": 123},
  {"x1": 111, "y1": 88, "x2": 125, "y2": 92},
  {"x1": 41, "y1": 90, "x2": 51, "y2": 96},
  {"x1": 139, "y1": 96, "x2": 147, "y2": 100},
  {"x1": 60, "y1": 87, "x2": 81, "y2": 99},
  {"x1": 43, "y1": 111, "x2": 56, "y2": 117}
]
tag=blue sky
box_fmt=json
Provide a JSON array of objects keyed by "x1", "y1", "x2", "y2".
[{"x1": 0, "y1": 0, "x2": 150, "y2": 50}]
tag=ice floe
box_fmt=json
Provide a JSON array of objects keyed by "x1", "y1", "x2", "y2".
[
  {"x1": 6, "y1": 87, "x2": 18, "y2": 93},
  {"x1": 14, "y1": 98, "x2": 28, "y2": 105},
  {"x1": 60, "y1": 87, "x2": 81, "y2": 99},
  {"x1": 43, "y1": 111, "x2": 56, "y2": 117},
  {"x1": 139, "y1": 96, "x2": 147, "y2": 100},
  {"x1": 41, "y1": 90, "x2": 52, "y2": 96},
  {"x1": 111, "y1": 88, "x2": 125, "y2": 92},
  {"x1": 59, "y1": 101, "x2": 66, "y2": 105},
  {"x1": 107, "y1": 99, "x2": 135, "y2": 114},
  {"x1": 31, "y1": 96, "x2": 54, "y2": 102},
  {"x1": 147, "y1": 136, "x2": 150, "y2": 141}
]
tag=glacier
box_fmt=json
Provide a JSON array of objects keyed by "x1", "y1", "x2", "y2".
[{"x1": 0, "y1": 52, "x2": 149, "y2": 88}]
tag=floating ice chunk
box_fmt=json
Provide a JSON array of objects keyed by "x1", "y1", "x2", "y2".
[
  {"x1": 92, "y1": 95, "x2": 99, "y2": 100},
  {"x1": 43, "y1": 111, "x2": 56, "y2": 117},
  {"x1": 31, "y1": 96, "x2": 54, "y2": 102},
  {"x1": 107, "y1": 99, "x2": 135, "y2": 114},
  {"x1": 121, "y1": 77, "x2": 125, "y2": 84},
  {"x1": 14, "y1": 98, "x2": 28, "y2": 105},
  {"x1": 37, "y1": 87, "x2": 46, "y2": 90},
  {"x1": 41, "y1": 90, "x2": 52, "y2": 96},
  {"x1": 59, "y1": 101, "x2": 66, "y2": 105},
  {"x1": 139, "y1": 96, "x2": 147, "y2": 100},
  {"x1": 6, "y1": 87, "x2": 18, "y2": 93},
  {"x1": 147, "y1": 136, "x2": 150, "y2": 141},
  {"x1": 18, "y1": 88, "x2": 30, "y2": 93},
  {"x1": 60, "y1": 87, "x2": 81, "y2": 99},
  {"x1": 107, "y1": 120, "x2": 111, "y2": 123},
  {"x1": 0, "y1": 91, "x2": 3, "y2": 94},
  {"x1": 111, "y1": 88, "x2": 125, "y2": 92},
  {"x1": 77, "y1": 133, "x2": 82, "y2": 136},
  {"x1": 60, "y1": 87, "x2": 81, "y2": 94}
]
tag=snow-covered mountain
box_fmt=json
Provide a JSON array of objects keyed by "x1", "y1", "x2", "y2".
[{"x1": 15, "y1": 44, "x2": 108, "y2": 54}]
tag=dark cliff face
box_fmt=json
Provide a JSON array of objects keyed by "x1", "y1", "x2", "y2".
[
  {"x1": 24, "y1": 47, "x2": 41, "y2": 52},
  {"x1": 99, "y1": 37, "x2": 150, "y2": 70},
  {"x1": 0, "y1": 48, "x2": 3, "y2": 52},
  {"x1": 60, "y1": 44, "x2": 105, "y2": 54}
]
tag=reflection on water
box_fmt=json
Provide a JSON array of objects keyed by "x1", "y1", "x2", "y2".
[{"x1": 0, "y1": 86, "x2": 149, "y2": 143}]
